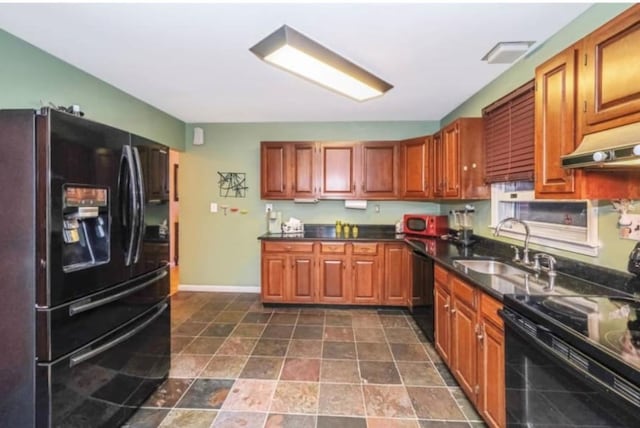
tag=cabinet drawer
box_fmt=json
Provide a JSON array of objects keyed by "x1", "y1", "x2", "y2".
[
  {"x1": 451, "y1": 275, "x2": 475, "y2": 307},
  {"x1": 263, "y1": 241, "x2": 314, "y2": 253},
  {"x1": 434, "y1": 264, "x2": 449, "y2": 286},
  {"x1": 352, "y1": 242, "x2": 378, "y2": 255},
  {"x1": 320, "y1": 242, "x2": 347, "y2": 254},
  {"x1": 480, "y1": 293, "x2": 503, "y2": 328}
]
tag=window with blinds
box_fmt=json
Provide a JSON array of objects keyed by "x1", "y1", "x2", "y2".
[{"x1": 482, "y1": 80, "x2": 535, "y2": 183}]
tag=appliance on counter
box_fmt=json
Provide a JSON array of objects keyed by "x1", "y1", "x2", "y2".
[
  {"x1": 448, "y1": 207, "x2": 475, "y2": 246},
  {"x1": 266, "y1": 209, "x2": 282, "y2": 234},
  {"x1": 501, "y1": 287, "x2": 640, "y2": 425},
  {"x1": 406, "y1": 238, "x2": 436, "y2": 342},
  {"x1": 0, "y1": 109, "x2": 170, "y2": 427},
  {"x1": 402, "y1": 214, "x2": 448, "y2": 237}
]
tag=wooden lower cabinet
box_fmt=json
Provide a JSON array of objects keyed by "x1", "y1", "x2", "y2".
[
  {"x1": 434, "y1": 265, "x2": 451, "y2": 364},
  {"x1": 450, "y1": 276, "x2": 477, "y2": 400},
  {"x1": 434, "y1": 263, "x2": 505, "y2": 428},
  {"x1": 318, "y1": 255, "x2": 350, "y2": 303},
  {"x1": 382, "y1": 244, "x2": 410, "y2": 305},
  {"x1": 262, "y1": 240, "x2": 406, "y2": 306},
  {"x1": 261, "y1": 241, "x2": 315, "y2": 303},
  {"x1": 477, "y1": 293, "x2": 506, "y2": 428}
]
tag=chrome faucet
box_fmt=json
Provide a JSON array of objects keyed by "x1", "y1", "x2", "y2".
[
  {"x1": 494, "y1": 217, "x2": 531, "y2": 265},
  {"x1": 533, "y1": 253, "x2": 557, "y2": 277}
]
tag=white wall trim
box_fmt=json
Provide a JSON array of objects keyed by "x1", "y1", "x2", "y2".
[{"x1": 178, "y1": 284, "x2": 261, "y2": 293}]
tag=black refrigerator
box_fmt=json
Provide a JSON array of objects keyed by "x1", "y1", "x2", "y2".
[{"x1": 0, "y1": 108, "x2": 170, "y2": 427}]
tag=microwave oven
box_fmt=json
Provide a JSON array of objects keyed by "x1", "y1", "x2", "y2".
[{"x1": 402, "y1": 214, "x2": 448, "y2": 237}]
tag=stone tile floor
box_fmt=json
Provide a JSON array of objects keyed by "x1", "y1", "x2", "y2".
[{"x1": 124, "y1": 292, "x2": 486, "y2": 428}]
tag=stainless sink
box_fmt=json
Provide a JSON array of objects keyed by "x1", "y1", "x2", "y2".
[
  {"x1": 453, "y1": 258, "x2": 557, "y2": 294},
  {"x1": 453, "y1": 259, "x2": 528, "y2": 276}
]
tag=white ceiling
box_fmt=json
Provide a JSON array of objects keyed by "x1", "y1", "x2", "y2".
[{"x1": 0, "y1": 2, "x2": 592, "y2": 123}]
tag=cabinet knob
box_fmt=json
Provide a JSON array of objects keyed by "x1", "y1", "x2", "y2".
[
  {"x1": 444, "y1": 303, "x2": 449, "y2": 310},
  {"x1": 450, "y1": 308, "x2": 457, "y2": 314}
]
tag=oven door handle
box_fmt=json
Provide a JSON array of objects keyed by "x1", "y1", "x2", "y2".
[
  {"x1": 68, "y1": 269, "x2": 167, "y2": 316},
  {"x1": 69, "y1": 302, "x2": 167, "y2": 368}
]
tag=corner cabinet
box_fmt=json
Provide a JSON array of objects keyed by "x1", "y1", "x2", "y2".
[
  {"x1": 581, "y1": 4, "x2": 640, "y2": 134},
  {"x1": 434, "y1": 119, "x2": 489, "y2": 200},
  {"x1": 434, "y1": 263, "x2": 505, "y2": 428}
]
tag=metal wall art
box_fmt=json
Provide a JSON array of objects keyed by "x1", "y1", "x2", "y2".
[{"x1": 217, "y1": 172, "x2": 248, "y2": 197}]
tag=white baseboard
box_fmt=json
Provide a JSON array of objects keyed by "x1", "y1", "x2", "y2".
[{"x1": 178, "y1": 284, "x2": 261, "y2": 293}]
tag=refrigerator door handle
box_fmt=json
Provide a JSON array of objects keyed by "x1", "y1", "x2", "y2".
[
  {"x1": 131, "y1": 147, "x2": 146, "y2": 264},
  {"x1": 68, "y1": 269, "x2": 168, "y2": 316},
  {"x1": 119, "y1": 146, "x2": 138, "y2": 266},
  {"x1": 69, "y1": 301, "x2": 168, "y2": 368}
]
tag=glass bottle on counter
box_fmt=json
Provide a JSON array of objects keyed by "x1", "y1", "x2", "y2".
[
  {"x1": 335, "y1": 220, "x2": 342, "y2": 236},
  {"x1": 343, "y1": 223, "x2": 350, "y2": 238},
  {"x1": 352, "y1": 224, "x2": 359, "y2": 238}
]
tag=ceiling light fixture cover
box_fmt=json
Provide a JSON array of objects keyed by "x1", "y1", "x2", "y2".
[
  {"x1": 250, "y1": 25, "x2": 393, "y2": 101},
  {"x1": 482, "y1": 41, "x2": 535, "y2": 64}
]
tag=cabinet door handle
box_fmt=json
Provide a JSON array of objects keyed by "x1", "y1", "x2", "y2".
[
  {"x1": 450, "y1": 308, "x2": 456, "y2": 314},
  {"x1": 477, "y1": 324, "x2": 484, "y2": 341}
]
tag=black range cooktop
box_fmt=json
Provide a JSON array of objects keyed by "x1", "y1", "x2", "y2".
[{"x1": 505, "y1": 292, "x2": 640, "y2": 385}]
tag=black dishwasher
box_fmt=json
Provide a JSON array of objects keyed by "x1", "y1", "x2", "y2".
[{"x1": 410, "y1": 249, "x2": 435, "y2": 342}]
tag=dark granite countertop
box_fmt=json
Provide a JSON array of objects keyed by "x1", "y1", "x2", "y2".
[
  {"x1": 258, "y1": 224, "x2": 403, "y2": 242},
  {"x1": 259, "y1": 224, "x2": 638, "y2": 302},
  {"x1": 405, "y1": 237, "x2": 635, "y2": 301}
]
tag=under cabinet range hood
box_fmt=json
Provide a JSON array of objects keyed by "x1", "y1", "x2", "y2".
[{"x1": 561, "y1": 121, "x2": 640, "y2": 169}]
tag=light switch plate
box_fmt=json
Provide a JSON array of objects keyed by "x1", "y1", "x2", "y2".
[{"x1": 210, "y1": 202, "x2": 218, "y2": 213}]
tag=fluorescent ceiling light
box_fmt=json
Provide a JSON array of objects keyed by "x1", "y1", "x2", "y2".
[
  {"x1": 482, "y1": 41, "x2": 535, "y2": 64},
  {"x1": 250, "y1": 25, "x2": 393, "y2": 102}
]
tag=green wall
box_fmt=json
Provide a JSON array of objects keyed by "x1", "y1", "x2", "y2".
[
  {"x1": 0, "y1": 29, "x2": 185, "y2": 149},
  {"x1": 442, "y1": 3, "x2": 637, "y2": 273},
  {"x1": 180, "y1": 122, "x2": 439, "y2": 286}
]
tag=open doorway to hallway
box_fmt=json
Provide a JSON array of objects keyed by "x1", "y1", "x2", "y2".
[{"x1": 169, "y1": 149, "x2": 180, "y2": 294}]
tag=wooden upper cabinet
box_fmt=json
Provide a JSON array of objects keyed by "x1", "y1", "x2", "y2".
[
  {"x1": 319, "y1": 142, "x2": 358, "y2": 199},
  {"x1": 534, "y1": 43, "x2": 639, "y2": 200},
  {"x1": 582, "y1": 4, "x2": 640, "y2": 134},
  {"x1": 261, "y1": 142, "x2": 289, "y2": 198},
  {"x1": 442, "y1": 123, "x2": 461, "y2": 198},
  {"x1": 401, "y1": 136, "x2": 432, "y2": 199},
  {"x1": 291, "y1": 142, "x2": 317, "y2": 198},
  {"x1": 438, "y1": 119, "x2": 488, "y2": 200},
  {"x1": 261, "y1": 142, "x2": 317, "y2": 199},
  {"x1": 432, "y1": 132, "x2": 445, "y2": 198},
  {"x1": 360, "y1": 141, "x2": 399, "y2": 199},
  {"x1": 535, "y1": 45, "x2": 579, "y2": 197}
]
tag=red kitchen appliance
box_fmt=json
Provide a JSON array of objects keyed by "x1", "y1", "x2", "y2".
[{"x1": 402, "y1": 214, "x2": 448, "y2": 237}]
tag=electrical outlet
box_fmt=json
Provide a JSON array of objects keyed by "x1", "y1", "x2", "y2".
[
  {"x1": 265, "y1": 203, "x2": 273, "y2": 213},
  {"x1": 210, "y1": 202, "x2": 218, "y2": 213}
]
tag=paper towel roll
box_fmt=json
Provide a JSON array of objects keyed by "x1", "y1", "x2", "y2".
[{"x1": 345, "y1": 200, "x2": 367, "y2": 210}]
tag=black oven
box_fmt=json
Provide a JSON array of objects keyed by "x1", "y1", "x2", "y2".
[{"x1": 501, "y1": 295, "x2": 640, "y2": 427}]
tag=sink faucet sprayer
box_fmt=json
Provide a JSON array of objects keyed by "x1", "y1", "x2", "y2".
[{"x1": 494, "y1": 217, "x2": 531, "y2": 265}]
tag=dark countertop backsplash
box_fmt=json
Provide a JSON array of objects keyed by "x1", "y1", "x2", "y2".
[{"x1": 259, "y1": 224, "x2": 639, "y2": 298}]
